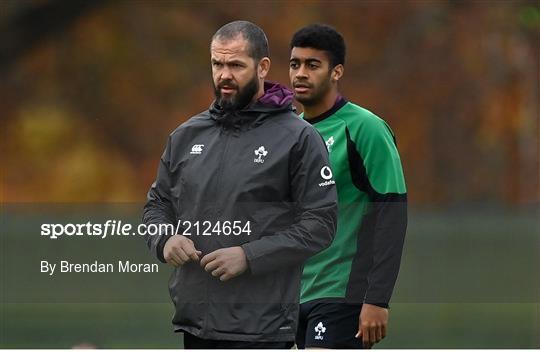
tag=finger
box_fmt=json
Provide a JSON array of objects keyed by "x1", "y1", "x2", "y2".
[
  {"x1": 362, "y1": 325, "x2": 371, "y2": 348},
  {"x1": 204, "y1": 259, "x2": 220, "y2": 273},
  {"x1": 174, "y1": 247, "x2": 190, "y2": 263},
  {"x1": 355, "y1": 329, "x2": 361, "y2": 339},
  {"x1": 167, "y1": 252, "x2": 182, "y2": 267},
  {"x1": 165, "y1": 248, "x2": 182, "y2": 264},
  {"x1": 200, "y1": 251, "x2": 219, "y2": 267},
  {"x1": 221, "y1": 266, "x2": 242, "y2": 281},
  {"x1": 382, "y1": 323, "x2": 387, "y2": 339},
  {"x1": 183, "y1": 243, "x2": 202, "y2": 262},
  {"x1": 369, "y1": 324, "x2": 378, "y2": 345},
  {"x1": 375, "y1": 324, "x2": 383, "y2": 343},
  {"x1": 171, "y1": 251, "x2": 186, "y2": 265},
  {"x1": 185, "y1": 249, "x2": 201, "y2": 262},
  {"x1": 220, "y1": 272, "x2": 232, "y2": 281},
  {"x1": 211, "y1": 267, "x2": 224, "y2": 277},
  {"x1": 166, "y1": 257, "x2": 179, "y2": 267}
]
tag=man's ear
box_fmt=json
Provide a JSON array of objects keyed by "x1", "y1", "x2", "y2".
[
  {"x1": 258, "y1": 57, "x2": 271, "y2": 79},
  {"x1": 331, "y1": 64, "x2": 344, "y2": 83}
]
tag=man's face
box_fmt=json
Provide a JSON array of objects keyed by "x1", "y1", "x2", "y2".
[
  {"x1": 289, "y1": 47, "x2": 333, "y2": 106},
  {"x1": 211, "y1": 36, "x2": 259, "y2": 111}
]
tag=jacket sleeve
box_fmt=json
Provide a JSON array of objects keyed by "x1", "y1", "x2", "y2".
[
  {"x1": 241, "y1": 126, "x2": 338, "y2": 275},
  {"x1": 142, "y1": 136, "x2": 176, "y2": 263},
  {"x1": 347, "y1": 116, "x2": 407, "y2": 306}
]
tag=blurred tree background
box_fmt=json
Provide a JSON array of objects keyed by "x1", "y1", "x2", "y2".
[{"x1": 1, "y1": 0, "x2": 538, "y2": 206}]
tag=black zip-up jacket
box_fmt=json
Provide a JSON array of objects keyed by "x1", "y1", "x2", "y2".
[{"x1": 143, "y1": 82, "x2": 337, "y2": 341}]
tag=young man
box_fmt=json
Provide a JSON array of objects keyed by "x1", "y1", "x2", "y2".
[
  {"x1": 289, "y1": 24, "x2": 408, "y2": 349},
  {"x1": 143, "y1": 21, "x2": 337, "y2": 348}
]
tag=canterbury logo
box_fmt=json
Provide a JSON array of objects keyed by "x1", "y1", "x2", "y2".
[{"x1": 190, "y1": 144, "x2": 204, "y2": 155}]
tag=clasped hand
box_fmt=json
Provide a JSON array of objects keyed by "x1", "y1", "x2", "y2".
[{"x1": 163, "y1": 235, "x2": 248, "y2": 281}]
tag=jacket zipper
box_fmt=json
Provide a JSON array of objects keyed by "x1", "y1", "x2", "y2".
[
  {"x1": 211, "y1": 129, "x2": 232, "y2": 217},
  {"x1": 202, "y1": 127, "x2": 232, "y2": 334}
]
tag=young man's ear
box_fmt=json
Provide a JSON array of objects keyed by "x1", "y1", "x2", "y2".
[
  {"x1": 258, "y1": 57, "x2": 271, "y2": 79},
  {"x1": 331, "y1": 64, "x2": 344, "y2": 83}
]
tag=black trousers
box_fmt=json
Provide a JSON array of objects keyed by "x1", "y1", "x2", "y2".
[{"x1": 183, "y1": 332, "x2": 294, "y2": 349}]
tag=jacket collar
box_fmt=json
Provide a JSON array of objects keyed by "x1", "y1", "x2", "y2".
[
  {"x1": 304, "y1": 96, "x2": 347, "y2": 125},
  {"x1": 209, "y1": 81, "x2": 294, "y2": 130}
]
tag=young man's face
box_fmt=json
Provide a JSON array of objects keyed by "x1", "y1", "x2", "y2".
[
  {"x1": 289, "y1": 47, "x2": 333, "y2": 106},
  {"x1": 211, "y1": 36, "x2": 259, "y2": 111}
]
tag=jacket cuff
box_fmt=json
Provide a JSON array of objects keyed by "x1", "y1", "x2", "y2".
[
  {"x1": 156, "y1": 233, "x2": 174, "y2": 263},
  {"x1": 241, "y1": 242, "x2": 263, "y2": 275},
  {"x1": 363, "y1": 301, "x2": 389, "y2": 309}
]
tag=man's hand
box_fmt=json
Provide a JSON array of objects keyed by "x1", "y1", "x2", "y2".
[
  {"x1": 163, "y1": 235, "x2": 202, "y2": 267},
  {"x1": 200, "y1": 246, "x2": 248, "y2": 282},
  {"x1": 356, "y1": 303, "x2": 389, "y2": 348}
]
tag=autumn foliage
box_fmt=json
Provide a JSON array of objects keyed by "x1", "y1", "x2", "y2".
[{"x1": 1, "y1": 0, "x2": 538, "y2": 205}]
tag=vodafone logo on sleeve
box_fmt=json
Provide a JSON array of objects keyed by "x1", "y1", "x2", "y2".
[{"x1": 319, "y1": 166, "x2": 335, "y2": 187}]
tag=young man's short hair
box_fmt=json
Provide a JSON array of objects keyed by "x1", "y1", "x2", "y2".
[{"x1": 290, "y1": 24, "x2": 346, "y2": 68}]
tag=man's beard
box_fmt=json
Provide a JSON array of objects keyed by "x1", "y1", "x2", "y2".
[
  {"x1": 294, "y1": 75, "x2": 332, "y2": 107},
  {"x1": 214, "y1": 74, "x2": 259, "y2": 112}
]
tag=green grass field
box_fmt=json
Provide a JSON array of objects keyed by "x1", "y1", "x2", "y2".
[{"x1": 2, "y1": 303, "x2": 538, "y2": 348}]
